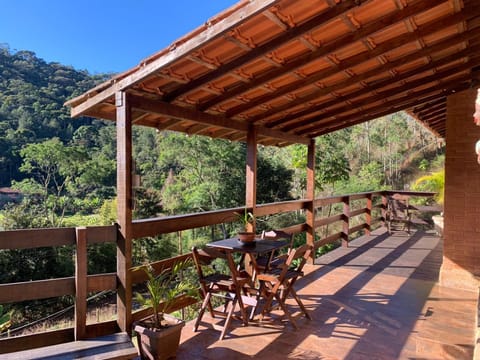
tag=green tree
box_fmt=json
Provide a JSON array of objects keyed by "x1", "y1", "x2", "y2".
[{"x1": 14, "y1": 138, "x2": 86, "y2": 226}]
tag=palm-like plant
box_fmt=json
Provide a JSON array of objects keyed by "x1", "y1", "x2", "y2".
[{"x1": 135, "y1": 259, "x2": 197, "y2": 329}]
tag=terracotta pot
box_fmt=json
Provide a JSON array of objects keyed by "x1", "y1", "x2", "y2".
[
  {"x1": 134, "y1": 313, "x2": 185, "y2": 360},
  {"x1": 237, "y1": 231, "x2": 256, "y2": 243}
]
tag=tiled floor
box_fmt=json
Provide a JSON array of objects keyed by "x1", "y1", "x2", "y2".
[{"x1": 177, "y1": 228, "x2": 479, "y2": 359}]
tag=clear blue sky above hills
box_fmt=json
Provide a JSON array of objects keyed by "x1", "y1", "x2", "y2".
[{"x1": 0, "y1": 0, "x2": 238, "y2": 74}]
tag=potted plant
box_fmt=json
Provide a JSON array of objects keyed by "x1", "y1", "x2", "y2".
[
  {"x1": 235, "y1": 208, "x2": 256, "y2": 243},
  {"x1": 133, "y1": 260, "x2": 197, "y2": 360}
]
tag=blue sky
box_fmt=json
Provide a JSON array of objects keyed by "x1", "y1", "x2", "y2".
[{"x1": 0, "y1": 0, "x2": 238, "y2": 74}]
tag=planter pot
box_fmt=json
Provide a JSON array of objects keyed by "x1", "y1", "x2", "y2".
[
  {"x1": 237, "y1": 231, "x2": 256, "y2": 243},
  {"x1": 134, "y1": 313, "x2": 185, "y2": 360}
]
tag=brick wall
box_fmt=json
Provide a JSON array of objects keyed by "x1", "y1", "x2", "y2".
[{"x1": 440, "y1": 88, "x2": 480, "y2": 291}]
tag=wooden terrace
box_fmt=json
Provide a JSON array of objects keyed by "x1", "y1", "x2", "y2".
[
  {"x1": 1, "y1": 0, "x2": 480, "y2": 357},
  {"x1": 176, "y1": 228, "x2": 478, "y2": 360}
]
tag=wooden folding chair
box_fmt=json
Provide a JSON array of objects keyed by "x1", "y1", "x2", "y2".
[
  {"x1": 256, "y1": 243, "x2": 313, "y2": 329},
  {"x1": 191, "y1": 246, "x2": 252, "y2": 340},
  {"x1": 386, "y1": 193, "x2": 412, "y2": 234},
  {"x1": 256, "y1": 230, "x2": 294, "y2": 271}
]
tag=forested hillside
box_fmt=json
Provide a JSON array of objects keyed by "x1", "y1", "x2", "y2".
[{"x1": 0, "y1": 45, "x2": 444, "y2": 230}]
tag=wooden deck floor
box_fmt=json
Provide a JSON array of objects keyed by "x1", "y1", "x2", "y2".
[{"x1": 176, "y1": 228, "x2": 479, "y2": 360}]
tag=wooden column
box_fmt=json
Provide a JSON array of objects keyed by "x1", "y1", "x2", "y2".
[
  {"x1": 74, "y1": 227, "x2": 87, "y2": 340},
  {"x1": 116, "y1": 91, "x2": 133, "y2": 332},
  {"x1": 245, "y1": 124, "x2": 257, "y2": 233},
  {"x1": 306, "y1": 139, "x2": 315, "y2": 262}
]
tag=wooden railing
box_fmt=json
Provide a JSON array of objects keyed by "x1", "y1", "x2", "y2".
[{"x1": 0, "y1": 190, "x2": 435, "y2": 353}]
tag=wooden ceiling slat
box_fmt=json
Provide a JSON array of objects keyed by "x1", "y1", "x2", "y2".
[
  {"x1": 203, "y1": 0, "x2": 449, "y2": 114},
  {"x1": 243, "y1": 11, "x2": 480, "y2": 125},
  {"x1": 233, "y1": 28, "x2": 479, "y2": 120},
  {"x1": 162, "y1": 0, "x2": 370, "y2": 103},
  {"x1": 295, "y1": 63, "x2": 477, "y2": 135},
  {"x1": 68, "y1": 0, "x2": 479, "y2": 144},
  {"x1": 68, "y1": 0, "x2": 282, "y2": 118},
  {"x1": 412, "y1": 97, "x2": 446, "y2": 112},
  {"x1": 416, "y1": 103, "x2": 446, "y2": 117},
  {"x1": 307, "y1": 77, "x2": 472, "y2": 137},
  {"x1": 270, "y1": 47, "x2": 480, "y2": 132}
]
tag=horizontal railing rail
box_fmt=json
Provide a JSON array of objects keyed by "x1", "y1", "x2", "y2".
[{"x1": 0, "y1": 190, "x2": 436, "y2": 353}]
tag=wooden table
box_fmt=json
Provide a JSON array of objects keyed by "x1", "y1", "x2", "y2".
[
  {"x1": 206, "y1": 237, "x2": 288, "y2": 257},
  {"x1": 206, "y1": 237, "x2": 289, "y2": 319}
]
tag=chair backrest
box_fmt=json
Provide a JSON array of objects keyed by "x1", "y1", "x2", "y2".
[
  {"x1": 286, "y1": 243, "x2": 313, "y2": 273},
  {"x1": 270, "y1": 243, "x2": 313, "y2": 282},
  {"x1": 261, "y1": 230, "x2": 294, "y2": 250},
  {"x1": 191, "y1": 246, "x2": 245, "y2": 287},
  {"x1": 387, "y1": 194, "x2": 410, "y2": 219},
  {"x1": 191, "y1": 246, "x2": 227, "y2": 281}
]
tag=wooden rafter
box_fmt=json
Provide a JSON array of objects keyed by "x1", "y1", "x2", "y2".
[{"x1": 67, "y1": 0, "x2": 480, "y2": 143}]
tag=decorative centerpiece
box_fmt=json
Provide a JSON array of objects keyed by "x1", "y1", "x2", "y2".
[{"x1": 235, "y1": 208, "x2": 256, "y2": 243}]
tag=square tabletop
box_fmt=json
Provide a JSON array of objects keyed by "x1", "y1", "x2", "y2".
[{"x1": 206, "y1": 237, "x2": 288, "y2": 255}]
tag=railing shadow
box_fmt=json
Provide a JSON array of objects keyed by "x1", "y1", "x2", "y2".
[{"x1": 248, "y1": 228, "x2": 447, "y2": 359}]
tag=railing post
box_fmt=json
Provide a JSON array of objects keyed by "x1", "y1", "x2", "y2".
[
  {"x1": 75, "y1": 227, "x2": 87, "y2": 340},
  {"x1": 342, "y1": 196, "x2": 349, "y2": 247},
  {"x1": 366, "y1": 193, "x2": 372, "y2": 235},
  {"x1": 381, "y1": 192, "x2": 388, "y2": 228}
]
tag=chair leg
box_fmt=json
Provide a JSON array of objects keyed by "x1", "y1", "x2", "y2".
[
  {"x1": 219, "y1": 297, "x2": 238, "y2": 340},
  {"x1": 288, "y1": 287, "x2": 311, "y2": 320},
  {"x1": 194, "y1": 292, "x2": 212, "y2": 331},
  {"x1": 275, "y1": 292, "x2": 298, "y2": 330},
  {"x1": 235, "y1": 289, "x2": 249, "y2": 326}
]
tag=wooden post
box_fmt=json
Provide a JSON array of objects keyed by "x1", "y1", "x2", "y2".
[
  {"x1": 246, "y1": 124, "x2": 257, "y2": 233},
  {"x1": 75, "y1": 227, "x2": 87, "y2": 340},
  {"x1": 116, "y1": 91, "x2": 133, "y2": 333},
  {"x1": 342, "y1": 196, "x2": 349, "y2": 247},
  {"x1": 306, "y1": 139, "x2": 315, "y2": 262},
  {"x1": 366, "y1": 193, "x2": 372, "y2": 235},
  {"x1": 381, "y1": 192, "x2": 388, "y2": 228}
]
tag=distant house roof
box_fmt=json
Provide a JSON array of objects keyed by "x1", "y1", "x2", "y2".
[
  {"x1": 66, "y1": 0, "x2": 480, "y2": 146},
  {"x1": 0, "y1": 187, "x2": 21, "y2": 195}
]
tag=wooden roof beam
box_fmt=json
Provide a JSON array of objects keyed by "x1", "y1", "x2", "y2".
[
  {"x1": 412, "y1": 97, "x2": 446, "y2": 113},
  {"x1": 296, "y1": 69, "x2": 475, "y2": 135},
  {"x1": 416, "y1": 104, "x2": 446, "y2": 118},
  {"x1": 248, "y1": 13, "x2": 480, "y2": 125},
  {"x1": 276, "y1": 50, "x2": 480, "y2": 132},
  {"x1": 163, "y1": 0, "x2": 370, "y2": 103},
  {"x1": 267, "y1": 33, "x2": 479, "y2": 129},
  {"x1": 67, "y1": 0, "x2": 282, "y2": 118},
  {"x1": 209, "y1": 0, "x2": 450, "y2": 114},
  {"x1": 307, "y1": 78, "x2": 472, "y2": 137},
  {"x1": 127, "y1": 94, "x2": 310, "y2": 145}
]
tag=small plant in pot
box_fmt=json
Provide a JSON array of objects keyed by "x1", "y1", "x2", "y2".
[
  {"x1": 133, "y1": 260, "x2": 198, "y2": 360},
  {"x1": 235, "y1": 208, "x2": 256, "y2": 243}
]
